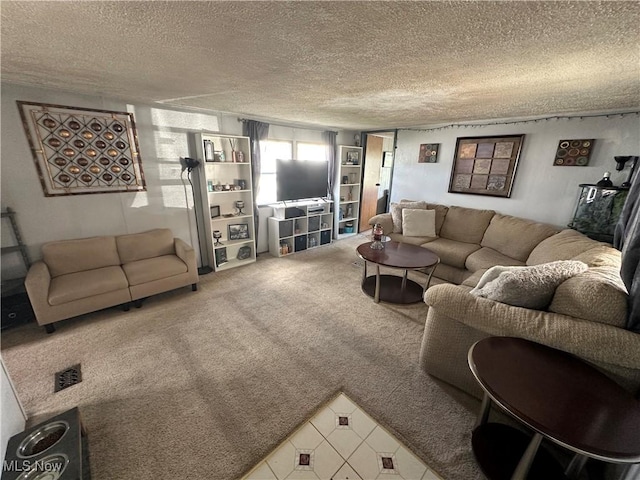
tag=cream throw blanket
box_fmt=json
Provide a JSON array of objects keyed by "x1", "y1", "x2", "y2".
[{"x1": 470, "y1": 260, "x2": 588, "y2": 310}]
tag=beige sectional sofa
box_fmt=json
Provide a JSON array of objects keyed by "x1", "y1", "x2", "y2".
[
  {"x1": 369, "y1": 202, "x2": 640, "y2": 398},
  {"x1": 25, "y1": 228, "x2": 199, "y2": 333}
]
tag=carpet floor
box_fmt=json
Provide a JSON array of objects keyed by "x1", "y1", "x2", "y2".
[{"x1": 1, "y1": 234, "x2": 484, "y2": 479}]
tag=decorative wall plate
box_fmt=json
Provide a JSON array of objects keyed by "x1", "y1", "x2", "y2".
[{"x1": 18, "y1": 101, "x2": 146, "y2": 196}]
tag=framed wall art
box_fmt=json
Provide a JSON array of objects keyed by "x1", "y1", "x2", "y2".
[
  {"x1": 448, "y1": 135, "x2": 524, "y2": 198},
  {"x1": 18, "y1": 101, "x2": 145, "y2": 197},
  {"x1": 552, "y1": 139, "x2": 594, "y2": 166},
  {"x1": 228, "y1": 223, "x2": 250, "y2": 240},
  {"x1": 418, "y1": 143, "x2": 439, "y2": 163}
]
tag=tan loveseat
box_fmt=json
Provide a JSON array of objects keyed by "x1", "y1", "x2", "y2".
[
  {"x1": 25, "y1": 228, "x2": 199, "y2": 333},
  {"x1": 369, "y1": 202, "x2": 640, "y2": 398}
]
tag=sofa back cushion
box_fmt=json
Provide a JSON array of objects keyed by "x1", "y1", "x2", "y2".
[
  {"x1": 43, "y1": 236, "x2": 120, "y2": 278},
  {"x1": 425, "y1": 203, "x2": 449, "y2": 235},
  {"x1": 116, "y1": 229, "x2": 175, "y2": 264},
  {"x1": 526, "y1": 229, "x2": 603, "y2": 265},
  {"x1": 390, "y1": 201, "x2": 427, "y2": 233},
  {"x1": 439, "y1": 206, "x2": 495, "y2": 244},
  {"x1": 481, "y1": 214, "x2": 558, "y2": 262},
  {"x1": 549, "y1": 265, "x2": 628, "y2": 327}
]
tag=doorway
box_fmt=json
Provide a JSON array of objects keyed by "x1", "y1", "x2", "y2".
[{"x1": 359, "y1": 131, "x2": 396, "y2": 231}]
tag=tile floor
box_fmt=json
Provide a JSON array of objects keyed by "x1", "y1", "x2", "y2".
[{"x1": 241, "y1": 392, "x2": 442, "y2": 480}]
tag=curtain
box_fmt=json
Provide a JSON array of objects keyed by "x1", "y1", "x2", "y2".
[
  {"x1": 614, "y1": 166, "x2": 640, "y2": 332},
  {"x1": 323, "y1": 131, "x2": 337, "y2": 200},
  {"x1": 242, "y1": 120, "x2": 270, "y2": 250}
]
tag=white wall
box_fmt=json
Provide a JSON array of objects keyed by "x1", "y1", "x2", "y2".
[
  {"x1": 0, "y1": 83, "x2": 355, "y2": 272},
  {"x1": 391, "y1": 115, "x2": 640, "y2": 227}
]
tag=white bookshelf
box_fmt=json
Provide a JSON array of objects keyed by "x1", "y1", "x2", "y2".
[
  {"x1": 333, "y1": 145, "x2": 363, "y2": 239},
  {"x1": 195, "y1": 133, "x2": 256, "y2": 271}
]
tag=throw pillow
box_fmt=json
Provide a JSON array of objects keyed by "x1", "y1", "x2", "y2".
[
  {"x1": 402, "y1": 209, "x2": 436, "y2": 237},
  {"x1": 470, "y1": 260, "x2": 588, "y2": 310},
  {"x1": 390, "y1": 201, "x2": 427, "y2": 233}
]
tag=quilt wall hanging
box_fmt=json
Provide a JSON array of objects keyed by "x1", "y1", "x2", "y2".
[{"x1": 18, "y1": 101, "x2": 146, "y2": 196}]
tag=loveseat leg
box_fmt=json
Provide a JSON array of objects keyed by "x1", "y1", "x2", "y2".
[
  {"x1": 44, "y1": 324, "x2": 56, "y2": 334},
  {"x1": 134, "y1": 299, "x2": 144, "y2": 308},
  {"x1": 192, "y1": 283, "x2": 198, "y2": 291},
  {"x1": 123, "y1": 303, "x2": 131, "y2": 312}
]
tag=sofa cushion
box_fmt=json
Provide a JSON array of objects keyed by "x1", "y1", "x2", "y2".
[
  {"x1": 526, "y1": 229, "x2": 602, "y2": 265},
  {"x1": 422, "y1": 238, "x2": 481, "y2": 269},
  {"x1": 481, "y1": 214, "x2": 558, "y2": 262},
  {"x1": 571, "y1": 245, "x2": 622, "y2": 268},
  {"x1": 402, "y1": 209, "x2": 436, "y2": 237},
  {"x1": 388, "y1": 233, "x2": 435, "y2": 245},
  {"x1": 48, "y1": 266, "x2": 129, "y2": 305},
  {"x1": 390, "y1": 201, "x2": 427, "y2": 233},
  {"x1": 425, "y1": 203, "x2": 449, "y2": 235},
  {"x1": 465, "y1": 247, "x2": 525, "y2": 272},
  {"x1": 461, "y1": 269, "x2": 488, "y2": 287},
  {"x1": 470, "y1": 261, "x2": 588, "y2": 310},
  {"x1": 43, "y1": 236, "x2": 120, "y2": 278},
  {"x1": 431, "y1": 263, "x2": 472, "y2": 285},
  {"x1": 549, "y1": 266, "x2": 628, "y2": 328},
  {"x1": 117, "y1": 229, "x2": 175, "y2": 264},
  {"x1": 439, "y1": 206, "x2": 495, "y2": 244},
  {"x1": 122, "y1": 255, "x2": 188, "y2": 286}
]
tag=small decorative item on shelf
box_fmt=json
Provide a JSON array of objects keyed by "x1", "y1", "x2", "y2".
[
  {"x1": 204, "y1": 140, "x2": 215, "y2": 161},
  {"x1": 342, "y1": 175, "x2": 349, "y2": 184},
  {"x1": 210, "y1": 205, "x2": 221, "y2": 218},
  {"x1": 346, "y1": 204, "x2": 353, "y2": 218},
  {"x1": 348, "y1": 187, "x2": 353, "y2": 201},
  {"x1": 345, "y1": 222, "x2": 354, "y2": 234},
  {"x1": 235, "y1": 179, "x2": 247, "y2": 190},
  {"x1": 371, "y1": 223, "x2": 385, "y2": 250},
  {"x1": 223, "y1": 183, "x2": 232, "y2": 191},
  {"x1": 215, "y1": 247, "x2": 228, "y2": 266},
  {"x1": 207, "y1": 180, "x2": 214, "y2": 192},
  {"x1": 214, "y1": 182, "x2": 223, "y2": 191},
  {"x1": 213, "y1": 230, "x2": 223, "y2": 246},
  {"x1": 347, "y1": 151, "x2": 360, "y2": 164},
  {"x1": 280, "y1": 242, "x2": 290, "y2": 255},
  {"x1": 596, "y1": 172, "x2": 613, "y2": 187},
  {"x1": 228, "y1": 223, "x2": 250, "y2": 240},
  {"x1": 235, "y1": 200, "x2": 245, "y2": 215},
  {"x1": 237, "y1": 245, "x2": 252, "y2": 260}
]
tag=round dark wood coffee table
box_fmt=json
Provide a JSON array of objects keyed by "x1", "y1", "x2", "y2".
[
  {"x1": 356, "y1": 241, "x2": 439, "y2": 304},
  {"x1": 468, "y1": 337, "x2": 640, "y2": 480}
]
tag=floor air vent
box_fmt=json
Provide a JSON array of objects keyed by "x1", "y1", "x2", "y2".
[{"x1": 55, "y1": 364, "x2": 82, "y2": 392}]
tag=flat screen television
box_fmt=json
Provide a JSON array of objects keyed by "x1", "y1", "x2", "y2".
[{"x1": 276, "y1": 159, "x2": 329, "y2": 202}]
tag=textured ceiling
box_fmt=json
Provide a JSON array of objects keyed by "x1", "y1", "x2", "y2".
[{"x1": 2, "y1": 1, "x2": 639, "y2": 130}]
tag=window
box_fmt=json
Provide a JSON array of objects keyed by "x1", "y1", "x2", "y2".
[
  {"x1": 296, "y1": 142, "x2": 326, "y2": 162},
  {"x1": 257, "y1": 140, "x2": 328, "y2": 205},
  {"x1": 257, "y1": 140, "x2": 292, "y2": 205}
]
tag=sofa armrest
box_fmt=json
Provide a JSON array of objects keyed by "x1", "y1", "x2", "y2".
[
  {"x1": 25, "y1": 261, "x2": 52, "y2": 322},
  {"x1": 174, "y1": 238, "x2": 196, "y2": 272},
  {"x1": 424, "y1": 284, "x2": 640, "y2": 370},
  {"x1": 367, "y1": 213, "x2": 393, "y2": 234}
]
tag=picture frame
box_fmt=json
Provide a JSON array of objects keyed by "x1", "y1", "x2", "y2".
[
  {"x1": 552, "y1": 139, "x2": 594, "y2": 166},
  {"x1": 382, "y1": 151, "x2": 394, "y2": 168},
  {"x1": 418, "y1": 143, "x2": 439, "y2": 163},
  {"x1": 228, "y1": 223, "x2": 250, "y2": 240},
  {"x1": 17, "y1": 101, "x2": 145, "y2": 196},
  {"x1": 346, "y1": 151, "x2": 360, "y2": 165},
  {"x1": 448, "y1": 135, "x2": 524, "y2": 198},
  {"x1": 215, "y1": 247, "x2": 228, "y2": 266},
  {"x1": 210, "y1": 205, "x2": 220, "y2": 218}
]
